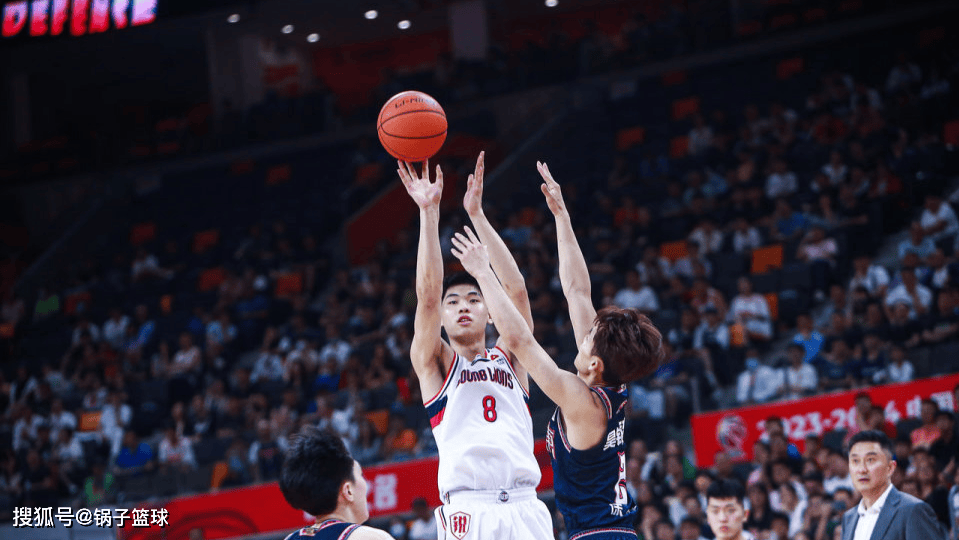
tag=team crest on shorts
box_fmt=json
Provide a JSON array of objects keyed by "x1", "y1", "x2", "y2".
[{"x1": 449, "y1": 512, "x2": 471, "y2": 539}]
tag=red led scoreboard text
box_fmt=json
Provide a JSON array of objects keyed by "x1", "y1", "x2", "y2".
[{"x1": 2, "y1": 0, "x2": 156, "y2": 38}]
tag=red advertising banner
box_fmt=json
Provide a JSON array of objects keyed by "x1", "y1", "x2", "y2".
[
  {"x1": 119, "y1": 440, "x2": 553, "y2": 540},
  {"x1": 691, "y1": 373, "x2": 959, "y2": 468}
]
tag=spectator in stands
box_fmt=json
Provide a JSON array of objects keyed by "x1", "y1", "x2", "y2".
[
  {"x1": 688, "y1": 114, "x2": 714, "y2": 156},
  {"x1": 0, "y1": 291, "x2": 25, "y2": 327},
  {"x1": 351, "y1": 418, "x2": 382, "y2": 466},
  {"x1": 885, "y1": 302, "x2": 923, "y2": 348},
  {"x1": 878, "y1": 344, "x2": 914, "y2": 384},
  {"x1": 131, "y1": 248, "x2": 172, "y2": 282},
  {"x1": 792, "y1": 314, "x2": 825, "y2": 363},
  {"x1": 770, "y1": 199, "x2": 808, "y2": 242},
  {"x1": 913, "y1": 399, "x2": 942, "y2": 450},
  {"x1": 780, "y1": 343, "x2": 819, "y2": 400},
  {"x1": 885, "y1": 52, "x2": 922, "y2": 94},
  {"x1": 736, "y1": 352, "x2": 781, "y2": 405},
  {"x1": 158, "y1": 421, "x2": 197, "y2": 472},
  {"x1": 674, "y1": 241, "x2": 712, "y2": 280},
  {"x1": 920, "y1": 194, "x2": 959, "y2": 247},
  {"x1": 854, "y1": 331, "x2": 888, "y2": 385},
  {"x1": 689, "y1": 219, "x2": 724, "y2": 255},
  {"x1": 918, "y1": 248, "x2": 950, "y2": 291},
  {"x1": 319, "y1": 323, "x2": 352, "y2": 369},
  {"x1": 206, "y1": 310, "x2": 237, "y2": 348},
  {"x1": 131, "y1": 304, "x2": 155, "y2": 353},
  {"x1": 822, "y1": 449, "x2": 853, "y2": 495},
  {"x1": 848, "y1": 255, "x2": 892, "y2": 301},
  {"x1": 821, "y1": 150, "x2": 848, "y2": 186},
  {"x1": 102, "y1": 307, "x2": 129, "y2": 350},
  {"x1": 636, "y1": 245, "x2": 672, "y2": 288},
  {"x1": 167, "y1": 332, "x2": 202, "y2": 404},
  {"x1": 886, "y1": 268, "x2": 933, "y2": 320},
  {"x1": 249, "y1": 419, "x2": 288, "y2": 483},
  {"x1": 100, "y1": 390, "x2": 132, "y2": 456},
  {"x1": 929, "y1": 411, "x2": 957, "y2": 471},
  {"x1": 113, "y1": 430, "x2": 155, "y2": 476},
  {"x1": 817, "y1": 339, "x2": 855, "y2": 392},
  {"x1": 729, "y1": 277, "x2": 773, "y2": 344},
  {"x1": 693, "y1": 306, "x2": 730, "y2": 355},
  {"x1": 690, "y1": 278, "x2": 728, "y2": 318},
  {"x1": 765, "y1": 159, "x2": 798, "y2": 201},
  {"x1": 251, "y1": 331, "x2": 284, "y2": 384},
  {"x1": 613, "y1": 269, "x2": 659, "y2": 315},
  {"x1": 44, "y1": 396, "x2": 74, "y2": 440},
  {"x1": 899, "y1": 222, "x2": 937, "y2": 261},
  {"x1": 81, "y1": 460, "x2": 115, "y2": 508},
  {"x1": 796, "y1": 226, "x2": 839, "y2": 299},
  {"x1": 408, "y1": 497, "x2": 437, "y2": 540},
  {"x1": 71, "y1": 316, "x2": 101, "y2": 346},
  {"x1": 729, "y1": 217, "x2": 763, "y2": 254}
]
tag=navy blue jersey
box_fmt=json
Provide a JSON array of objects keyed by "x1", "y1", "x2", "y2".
[
  {"x1": 283, "y1": 520, "x2": 360, "y2": 540},
  {"x1": 546, "y1": 385, "x2": 636, "y2": 537}
]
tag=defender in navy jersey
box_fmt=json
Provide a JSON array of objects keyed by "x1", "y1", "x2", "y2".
[
  {"x1": 450, "y1": 163, "x2": 664, "y2": 540},
  {"x1": 547, "y1": 385, "x2": 635, "y2": 536},
  {"x1": 279, "y1": 427, "x2": 392, "y2": 540}
]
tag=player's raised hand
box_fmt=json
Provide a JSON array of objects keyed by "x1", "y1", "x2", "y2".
[
  {"x1": 450, "y1": 227, "x2": 491, "y2": 277},
  {"x1": 398, "y1": 160, "x2": 443, "y2": 209},
  {"x1": 537, "y1": 161, "x2": 568, "y2": 216},
  {"x1": 463, "y1": 151, "x2": 486, "y2": 217}
]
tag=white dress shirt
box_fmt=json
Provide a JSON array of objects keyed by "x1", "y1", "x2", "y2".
[{"x1": 854, "y1": 483, "x2": 894, "y2": 540}]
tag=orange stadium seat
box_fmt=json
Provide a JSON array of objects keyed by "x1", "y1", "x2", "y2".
[
  {"x1": 198, "y1": 267, "x2": 226, "y2": 292},
  {"x1": 943, "y1": 120, "x2": 959, "y2": 146},
  {"x1": 671, "y1": 97, "x2": 700, "y2": 121},
  {"x1": 660, "y1": 240, "x2": 688, "y2": 263},
  {"x1": 275, "y1": 272, "x2": 303, "y2": 297},
  {"x1": 615, "y1": 126, "x2": 646, "y2": 151},
  {"x1": 366, "y1": 410, "x2": 390, "y2": 436},
  {"x1": 0, "y1": 323, "x2": 13, "y2": 339},
  {"x1": 669, "y1": 136, "x2": 689, "y2": 158},
  {"x1": 79, "y1": 411, "x2": 102, "y2": 432},
  {"x1": 130, "y1": 222, "x2": 156, "y2": 246},
  {"x1": 661, "y1": 70, "x2": 687, "y2": 87},
  {"x1": 355, "y1": 163, "x2": 382, "y2": 186},
  {"x1": 751, "y1": 244, "x2": 784, "y2": 274},
  {"x1": 211, "y1": 462, "x2": 229, "y2": 490},
  {"x1": 160, "y1": 294, "x2": 173, "y2": 315},
  {"x1": 765, "y1": 292, "x2": 779, "y2": 321},
  {"x1": 192, "y1": 229, "x2": 220, "y2": 254},
  {"x1": 777, "y1": 57, "x2": 805, "y2": 80},
  {"x1": 267, "y1": 164, "x2": 291, "y2": 186},
  {"x1": 230, "y1": 159, "x2": 254, "y2": 176}
]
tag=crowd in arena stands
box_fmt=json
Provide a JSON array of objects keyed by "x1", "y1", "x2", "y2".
[{"x1": 1, "y1": 33, "x2": 958, "y2": 540}]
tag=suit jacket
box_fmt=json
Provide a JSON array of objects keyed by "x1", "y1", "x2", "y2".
[{"x1": 841, "y1": 486, "x2": 945, "y2": 540}]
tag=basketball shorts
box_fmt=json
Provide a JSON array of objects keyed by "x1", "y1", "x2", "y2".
[{"x1": 435, "y1": 487, "x2": 553, "y2": 540}]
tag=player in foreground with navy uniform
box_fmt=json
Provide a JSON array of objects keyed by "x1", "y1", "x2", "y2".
[
  {"x1": 450, "y1": 161, "x2": 664, "y2": 540},
  {"x1": 278, "y1": 427, "x2": 392, "y2": 540}
]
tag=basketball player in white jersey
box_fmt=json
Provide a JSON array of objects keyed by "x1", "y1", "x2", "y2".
[{"x1": 397, "y1": 153, "x2": 553, "y2": 539}]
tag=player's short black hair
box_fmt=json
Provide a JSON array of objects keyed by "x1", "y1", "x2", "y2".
[
  {"x1": 706, "y1": 479, "x2": 745, "y2": 505},
  {"x1": 442, "y1": 272, "x2": 480, "y2": 298},
  {"x1": 847, "y1": 429, "x2": 895, "y2": 459},
  {"x1": 280, "y1": 427, "x2": 355, "y2": 516}
]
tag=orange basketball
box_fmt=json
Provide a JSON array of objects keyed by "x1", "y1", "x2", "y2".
[{"x1": 377, "y1": 90, "x2": 447, "y2": 162}]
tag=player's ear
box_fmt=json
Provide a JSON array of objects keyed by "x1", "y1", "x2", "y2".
[
  {"x1": 342, "y1": 480, "x2": 355, "y2": 503},
  {"x1": 589, "y1": 356, "x2": 605, "y2": 376}
]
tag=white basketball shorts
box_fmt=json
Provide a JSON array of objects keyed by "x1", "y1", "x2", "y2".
[{"x1": 434, "y1": 487, "x2": 553, "y2": 540}]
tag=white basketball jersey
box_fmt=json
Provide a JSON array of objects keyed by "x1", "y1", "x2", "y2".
[{"x1": 423, "y1": 345, "x2": 541, "y2": 498}]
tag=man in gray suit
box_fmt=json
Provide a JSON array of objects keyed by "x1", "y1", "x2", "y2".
[{"x1": 841, "y1": 430, "x2": 945, "y2": 540}]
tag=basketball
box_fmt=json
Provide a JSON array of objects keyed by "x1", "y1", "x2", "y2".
[{"x1": 377, "y1": 90, "x2": 448, "y2": 162}]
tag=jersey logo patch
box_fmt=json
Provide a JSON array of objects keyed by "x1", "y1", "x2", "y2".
[{"x1": 450, "y1": 512, "x2": 471, "y2": 539}]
